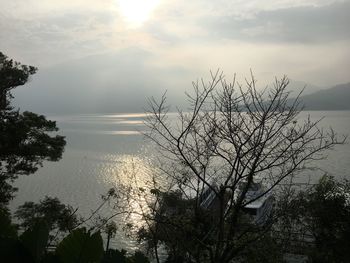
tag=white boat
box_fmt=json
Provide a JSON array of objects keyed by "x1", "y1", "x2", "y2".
[
  {"x1": 240, "y1": 182, "x2": 274, "y2": 224},
  {"x1": 199, "y1": 181, "x2": 274, "y2": 224},
  {"x1": 199, "y1": 184, "x2": 218, "y2": 209}
]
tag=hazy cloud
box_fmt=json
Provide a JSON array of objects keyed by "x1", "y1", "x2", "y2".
[
  {"x1": 1, "y1": 0, "x2": 350, "y2": 113},
  {"x1": 202, "y1": 1, "x2": 350, "y2": 43}
]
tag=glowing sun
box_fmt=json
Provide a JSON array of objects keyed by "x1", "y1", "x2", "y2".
[{"x1": 118, "y1": 0, "x2": 160, "y2": 26}]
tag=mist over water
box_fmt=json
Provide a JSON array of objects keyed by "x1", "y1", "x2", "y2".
[{"x1": 11, "y1": 111, "x2": 350, "y2": 251}]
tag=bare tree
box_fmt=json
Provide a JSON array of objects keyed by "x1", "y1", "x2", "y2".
[{"x1": 139, "y1": 71, "x2": 344, "y2": 263}]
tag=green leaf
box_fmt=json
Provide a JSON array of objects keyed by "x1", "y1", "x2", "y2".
[
  {"x1": 20, "y1": 221, "x2": 49, "y2": 262},
  {"x1": 56, "y1": 228, "x2": 104, "y2": 263}
]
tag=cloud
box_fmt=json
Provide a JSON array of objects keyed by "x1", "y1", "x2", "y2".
[
  {"x1": 202, "y1": 1, "x2": 350, "y2": 43},
  {"x1": 0, "y1": 10, "x2": 120, "y2": 66},
  {"x1": 2, "y1": 0, "x2": 350, "y2": 113}
]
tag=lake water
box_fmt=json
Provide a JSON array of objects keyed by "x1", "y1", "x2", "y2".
[{"x1": 11, "y1": 111, "x2": 350, "y2": 251}]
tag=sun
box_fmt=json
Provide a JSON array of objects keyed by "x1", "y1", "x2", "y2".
[{"x1": 117, "y1": 0, "x2": 160, "y2": 26}]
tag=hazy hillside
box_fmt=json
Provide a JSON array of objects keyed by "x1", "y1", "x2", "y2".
[
  {"x1": 300, "y1": 83, "x2": 350, "y2": 110},
  {"x1": 285, "y1": 80, "x2": 323, "y2": 96}
]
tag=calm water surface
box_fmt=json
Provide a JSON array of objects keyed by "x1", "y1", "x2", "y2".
[{"x1": 11, "y1": 111, "x2": 350, "y2": 251}]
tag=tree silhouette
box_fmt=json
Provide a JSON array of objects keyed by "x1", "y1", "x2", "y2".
[
  {"x1": 0, "y1": 52, "x2": 66, "y2": 207},
  {"x1": 140, "y1": 71, "x2": 344, "y2": 262}
]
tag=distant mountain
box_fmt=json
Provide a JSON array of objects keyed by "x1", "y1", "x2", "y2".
[
  {"x1": 299, "y1": 82, "x2": 350, "y2": 110},
  {"x1": 285, "y1": 80, "x2": 323, "y2": 96}
]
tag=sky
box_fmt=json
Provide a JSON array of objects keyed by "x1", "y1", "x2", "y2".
[{"x1": 1, "y1": 0, "x2": 350, "y2": 113}]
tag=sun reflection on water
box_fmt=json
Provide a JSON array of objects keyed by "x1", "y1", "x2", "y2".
[{"x1": 98, "y1": 153, "x2": 159, "y2": 250}]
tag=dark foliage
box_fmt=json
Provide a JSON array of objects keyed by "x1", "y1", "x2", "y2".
[
  {"x1": 275, "y1": 175, "x2": 350, "y2": 262},
  {"x1": 300, "y1": 176, "x2": 350, "y2": 262},
  {"x1": 0, "y1": 52, "x2": 37, "y2": 110},
  {"x1": 1, "y1": 209, "x2": 150, "y2": 263},
  {"x1": 15, "y1": 196, "x2": 80, "y2": 243}
]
